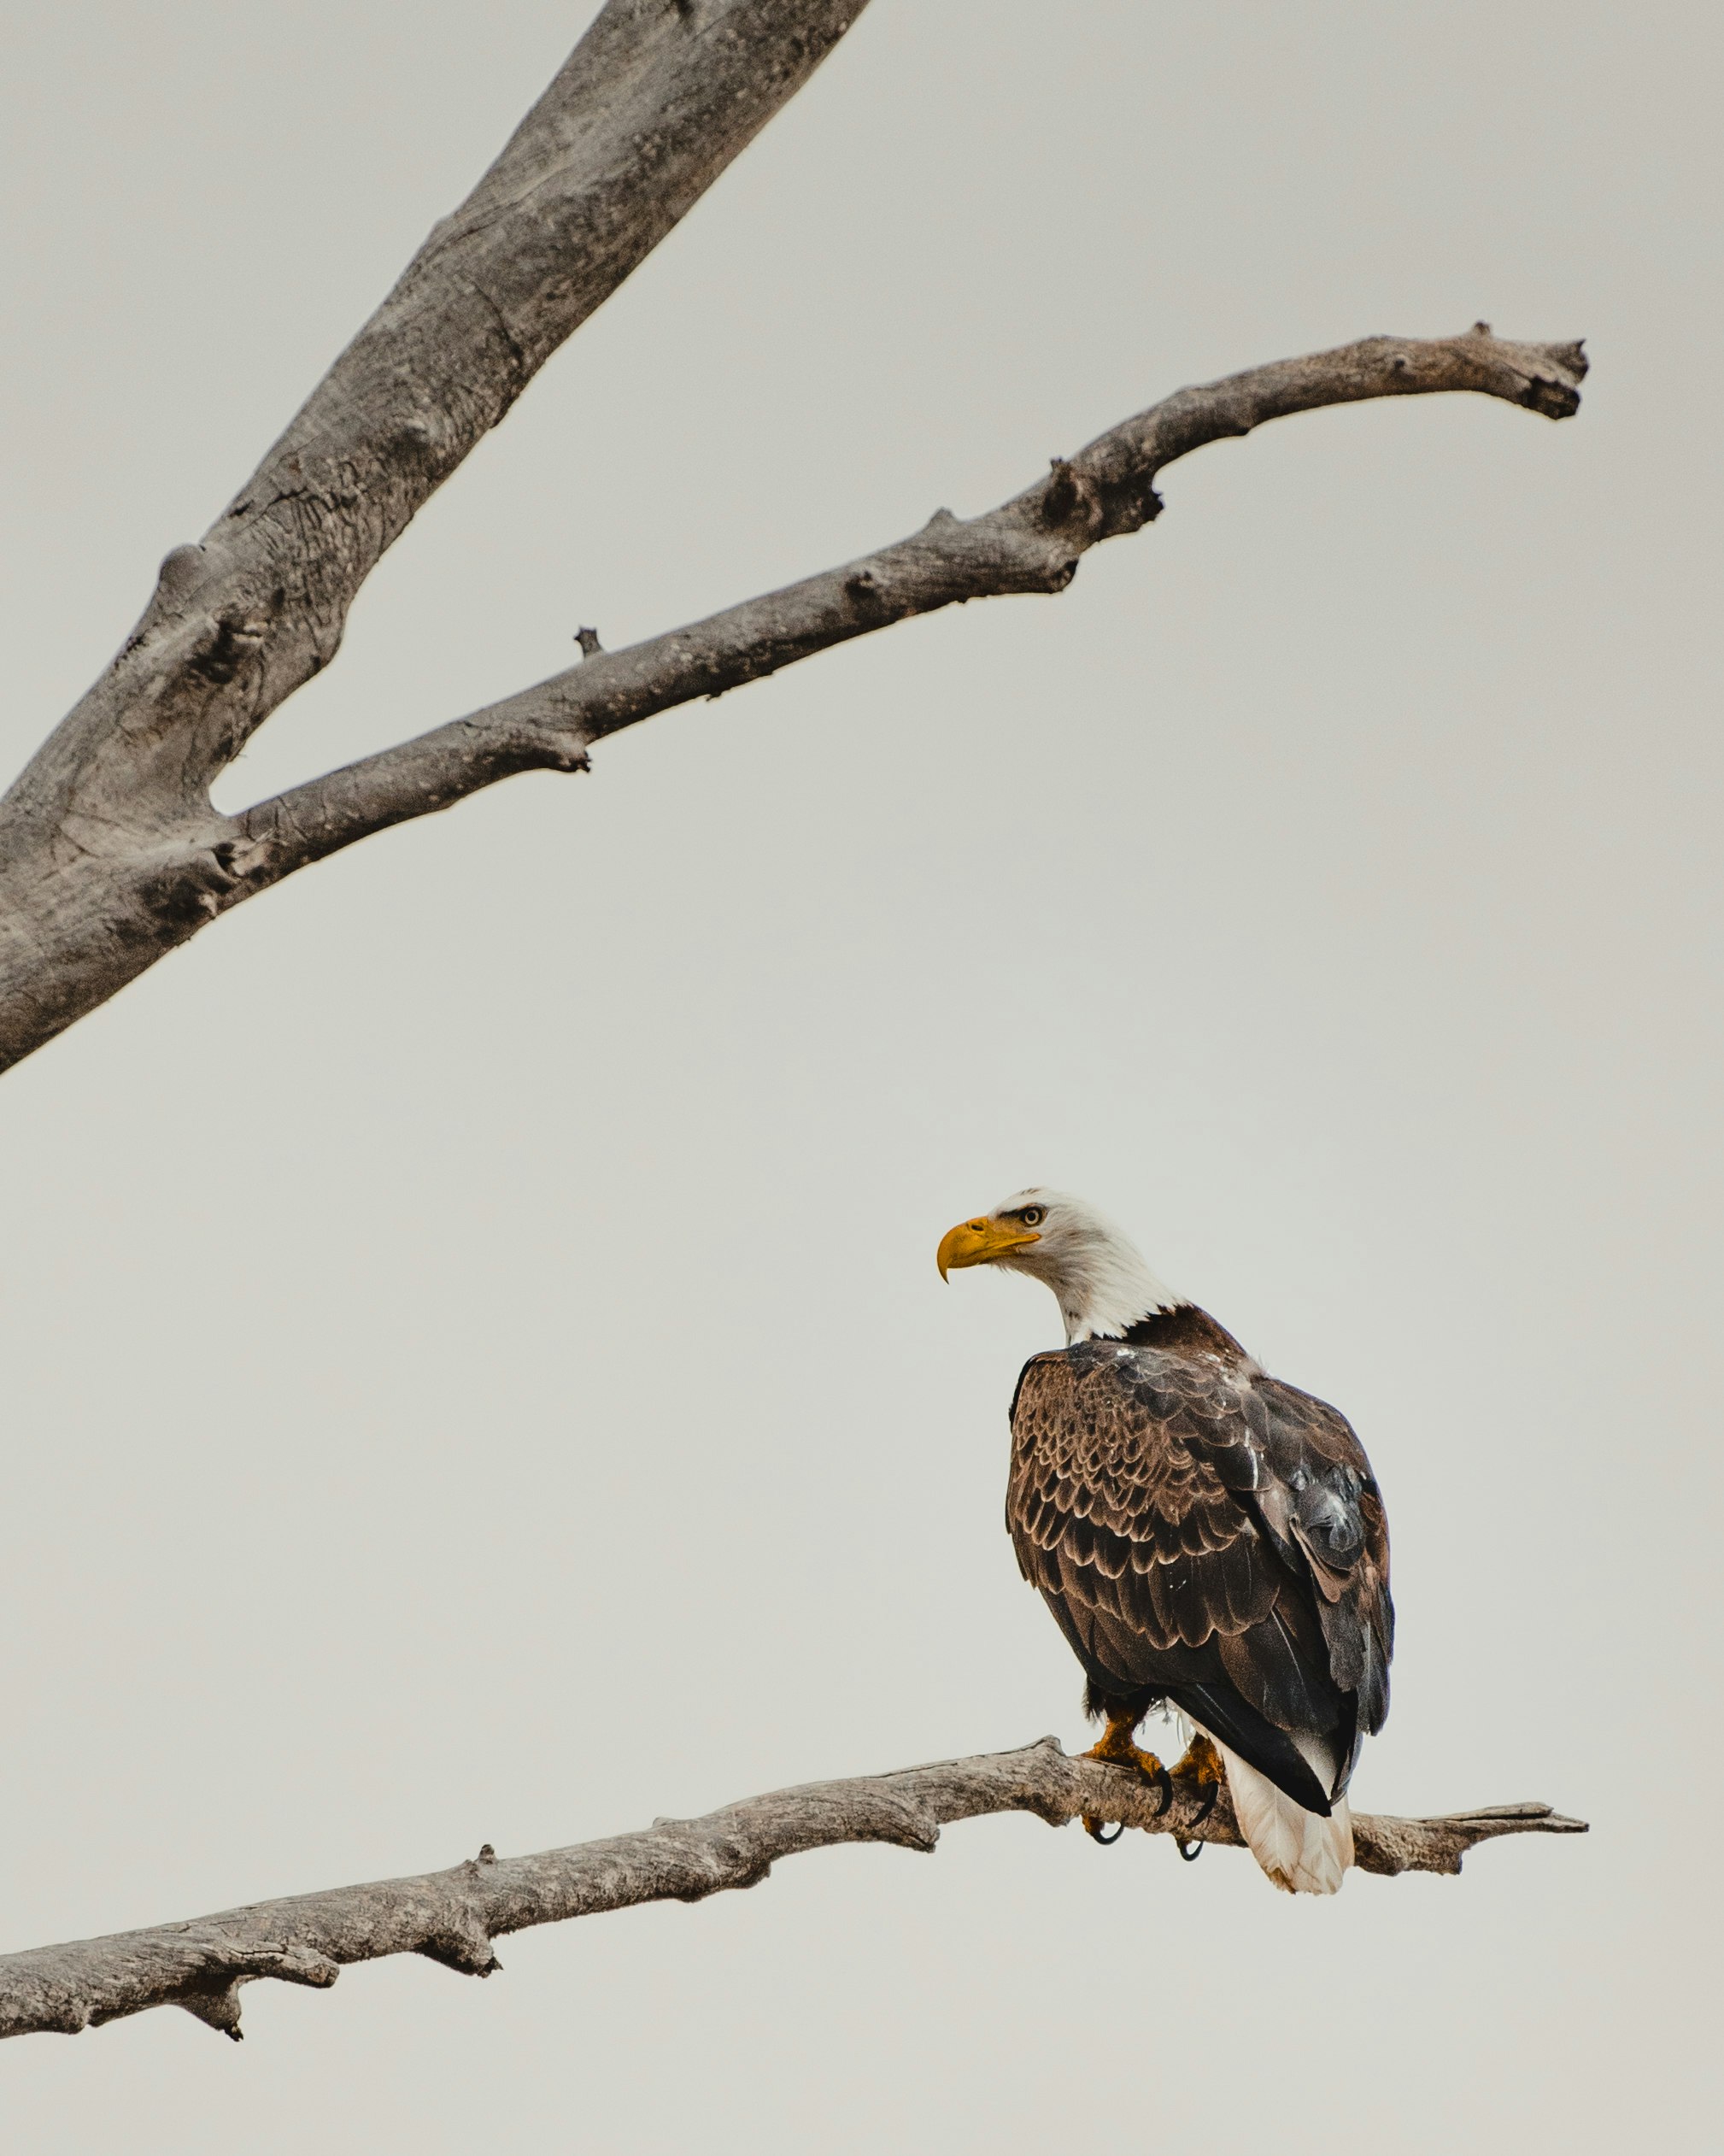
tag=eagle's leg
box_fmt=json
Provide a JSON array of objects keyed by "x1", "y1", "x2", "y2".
[
  {"x1": 1170, "y1": 1730, "x2": 1225, "y2": 1793},
  {"x1": 1169, "y1": 1730, "x2": 1224, "y2": 1844},
  {"x1": 1080, "y1": 1712, "x2": 1172, "y2": 1842}
]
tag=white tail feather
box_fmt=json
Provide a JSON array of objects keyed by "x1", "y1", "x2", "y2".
[{"x1": 1214, "y1": 1741, "x2": 1354, "y2": 1895}]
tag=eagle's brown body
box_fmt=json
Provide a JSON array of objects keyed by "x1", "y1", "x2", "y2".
[{"x1": 1006, "y1": 1304, "x2": 1393, "y2": 1818}]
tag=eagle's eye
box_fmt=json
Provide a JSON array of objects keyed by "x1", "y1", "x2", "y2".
[{"x1": 1020, "y1": 1206, "x2": 1046, "y2": 1226}]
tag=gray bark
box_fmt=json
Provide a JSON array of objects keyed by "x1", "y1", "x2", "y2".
[
  {"x1": 0, "y1": 0, "x2": 869, "y2": 1072},
  {"x1": 0, "y1": 5, "x2": 1586, "y2": 1078},
  {"x1": 0, "y1": 299, "x2": 1584, "y2": 1074},
  {"x1": 0, "y1": 1736, "x2": 1585, "y2": 2044},
  {"x1": 234, "y1": 326, "x2": 1586, "y2": 883}
]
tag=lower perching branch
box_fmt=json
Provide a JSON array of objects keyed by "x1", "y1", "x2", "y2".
[{"x1": 0, "y1": 1735, "x2": 1586, "y2": 2045}]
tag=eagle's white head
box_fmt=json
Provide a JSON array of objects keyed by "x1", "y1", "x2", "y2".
[{"x1": 936, "y1": 1188, "x2": 1183, "y2": 1345}]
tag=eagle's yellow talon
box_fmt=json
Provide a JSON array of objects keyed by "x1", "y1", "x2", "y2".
[
  {"x1": 1170, "y1": 1733, "x2": 1225, "y2": 1788},
  {"x1": 1082, "y1": 1715, "x2": 1173, "y2": 1818},
  {"x1": 1082, "y1": 1716, "x2": 1165, "y2": 1779}
]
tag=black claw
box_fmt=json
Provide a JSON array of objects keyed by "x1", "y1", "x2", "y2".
[
  {"x1": 1176, "y1": 1837, "x2": 1204, "y2": 1862},
  {"x1": 1085, "y1": 1817, "x2": 1125, "y2": 1846},
  {"x1": 1147, "y1": 1764, "x2": 1173, "y2": 1818},
  {"x1": 1187, "y1": 1779, "x2": 1219, "y2": 1830}
]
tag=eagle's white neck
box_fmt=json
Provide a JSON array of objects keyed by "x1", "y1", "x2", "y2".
[
  {"x1": 994, "y1": 1198, "x2": 1183, "y2": 1346},
  {"x1": 1051, "y1": 1244, "x2": 1182, "y2": 1346}
]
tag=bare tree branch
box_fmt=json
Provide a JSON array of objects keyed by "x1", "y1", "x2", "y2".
[
  {"x1": 0, "y1": 1736, "x2": 1584, "y2": 2045},
  {"x1": 0, "y1": 0, "x2": 868, "y2": 1074},
  {"x1": 0, "y1": 0, "x2": 1586, "y2": 1086},
  {"x1": 228, "y1": 324, "x2": 1586, "y2": 888},
  {"x1": 0, "y1": 305, "x2": 1584, "y2": 1078}
]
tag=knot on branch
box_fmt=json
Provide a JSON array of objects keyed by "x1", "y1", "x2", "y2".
[
  {"x1": 135, "y1": 836, "x2": 275, "y2": 931},
  {"x1": 187, "y1": 612, "x2": 268, "y2": 690},
  {"x1": 156, "y1": 544, "x2": 208, "y2": 600},
  {"x1": 843, "y1": 567, "x2": 890, "y2": 614},
  {"x1": 417, "y1": 1919, "x2": 501, "y2": 1979},
  {"x1": 1040, "y1": 457, "x2": 1102, "y2": 537},
  {"x1": 177, "y1": 1936, "x2": 340, "y2": 2041}
]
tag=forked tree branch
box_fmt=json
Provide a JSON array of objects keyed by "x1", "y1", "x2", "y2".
[
  {"x1": 0, "y1": 1736, "x2": 1585, "y2": 2044},
  {"x1": 231, "y1": 324, "x2": 1586, "y2": 885},
  {"x1": 0, "y1": 0, "x2": 1586, "y2": 1077},
  {"x1": 0, "y1": 0, "x2": 869, "y2": 1073},
  {"x1": 0, "y1": 300, "x2": 1583, "y2": 1076}
]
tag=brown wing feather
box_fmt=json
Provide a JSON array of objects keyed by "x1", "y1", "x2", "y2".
[
  {"x1": 1239, "y1": 1375, "x2": 1394, "y2": 1732},
  {"x1": 1007, "y1": 1334, "x2": 1393, "y2": 1796},
  {"x1": 1009, "y1": 1346, "x2": 1275, "y2": 1659}
]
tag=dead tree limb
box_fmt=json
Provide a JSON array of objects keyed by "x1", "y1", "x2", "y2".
[
  {"x1": 232, "y1": 324, "x2": 1585, "y2": 885},
  {"x1": 0, "y1": 1736, "x2": 1585, "y2": 2044},
  {"x1": 0, "y1": 304, "x2": 1583, "y2": 1076},
  {"x1": 0, "y1": 0, "x2": 1584, "y2": 1076},
  {"x1": 0, "y1": 0, "x2": 868, "y2": 1074}
]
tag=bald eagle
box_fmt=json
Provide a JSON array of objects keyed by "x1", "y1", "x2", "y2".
[{"x1": 939, "y1": 1190, "x2": 1393, "y2": 1895}]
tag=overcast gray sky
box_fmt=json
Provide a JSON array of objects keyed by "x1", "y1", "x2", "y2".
[{"x1": 2, "y1": 2, "x2": 1720, "y2": 2148}]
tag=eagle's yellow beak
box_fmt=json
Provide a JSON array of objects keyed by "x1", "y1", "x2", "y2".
[{"x1": 937, "y1": 1216, "x2": 1042, "y2": 1280}]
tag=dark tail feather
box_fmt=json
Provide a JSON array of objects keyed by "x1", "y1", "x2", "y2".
[{"x1": 1165, "y1": 1683, "x2": 1333, "y2": 1815}]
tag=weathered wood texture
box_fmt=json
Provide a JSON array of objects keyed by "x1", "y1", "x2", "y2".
[
  {"x1": 0, "y1": 1736, "x2": 1585, "y2": 2043},
  {"x1": 0, "y1": 305, "x2": 1584, "y2": 1075},
  {"x1": 0, "y1": 0, "x2": 870, "y2": 1072},
  {"x1": 235, "y1": 326, "x2": 1586, "y2": 879}
]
